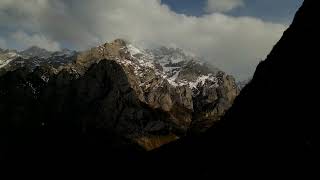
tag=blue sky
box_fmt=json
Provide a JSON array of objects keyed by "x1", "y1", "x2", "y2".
[{"x1": 162, "y1": 0, "x2": 302, "y2": 23}]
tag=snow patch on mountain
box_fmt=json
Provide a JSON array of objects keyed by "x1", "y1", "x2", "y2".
[
  {"x1": 189, "y1": 74, "x2": 219, "y2": 89},
  {"x1": 111, "y1": 43, "x2": 223, "y2": 93},
  {"x1": 0, "y1": 51, "x2": 20, "y2": 68},
  {"x1": 127, "y1": 44, "x2": 143, "y2": 56},
  {"x1": 0, "y1": 59, "x2": 13, "y2": 69}
]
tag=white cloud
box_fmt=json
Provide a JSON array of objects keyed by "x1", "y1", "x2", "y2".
[
  {"x1": 0, "y1": 0, "x2": 286, "y2": 80},
  {"x1": 206, "y1": 0, "x2": 245, "y2": 13},
  {"x1": 11, "y1": 31, "x2": 60, "y2": 51}
]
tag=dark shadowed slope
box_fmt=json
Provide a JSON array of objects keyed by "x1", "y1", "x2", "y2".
[{"x1": 149, "y1": 0, "x2": 319, "y2": 174}]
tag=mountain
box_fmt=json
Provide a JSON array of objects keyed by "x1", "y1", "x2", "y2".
[
  {"x1": 19, "y1": 46, "x2": 76, "y2": 59},
  {"x1": 19, "y1": 46, "x2": 53, "y2": 59},
  {"x1": 0, "y1": 46, "x2": 77, "y2": 76},
  {"x1": 147, "y1": 0, "x2": 318, "y2": 175},
  {"x1": 77, "y1": 39, "x2": 239, "y2": 137},
  {"x1": 0, "y1": 39, "x2": 238, "y2": 154},
  {"x1": 0, "y1": 49, "x2": 19, "y2": 69}
]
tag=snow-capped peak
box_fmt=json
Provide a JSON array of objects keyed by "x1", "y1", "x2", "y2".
[
  {"x1": 109, "y1": 43, "x2": 222, "y2": 92},
  {"x1": 141, "y1": 46, "x2": 220, "y2": 91}
]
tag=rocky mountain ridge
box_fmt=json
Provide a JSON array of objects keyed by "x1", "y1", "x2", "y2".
[
  {"x1": 76, "y1": 39, "x2": 239, "y2": 135},
  {"x1": 0, "y1": 40, "x2": 239, "y2": 150},
  {"x1": 0, "y1": 46, "x2": 76, "y2": 76}
]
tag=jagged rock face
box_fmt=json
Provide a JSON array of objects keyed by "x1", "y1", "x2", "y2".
[
  {"x1": 191, "y1": 72, "x2": 238, "y2": 133},
  {"x1": 76, "y1": 40, "x2": 239, "y2": 135},
  {"x1": 0, "y1": 60, "x2": 178, "y2": 149},
  {"x1": 77, "y1": 40, "x2": 195, "y2": 133},
  {"x1": 1, "y1": 40, "x2": 238, "y2": 150},
  {"x1": 45, "y1": 61, "x2": 177, "y2": 136}
]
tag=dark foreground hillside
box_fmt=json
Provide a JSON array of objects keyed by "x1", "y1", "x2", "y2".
[{"x1": 148, "y1": 0, "x2": 319, "y2": 175}]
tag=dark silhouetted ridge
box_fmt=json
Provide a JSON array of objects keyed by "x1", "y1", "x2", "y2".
[{"x1": 147, "y1": 0, "x2": 319, "y2": 175}]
